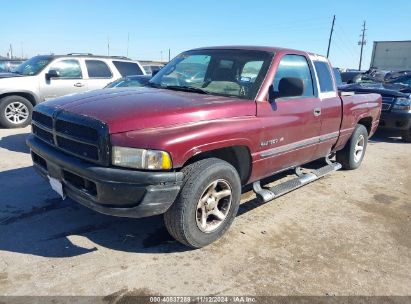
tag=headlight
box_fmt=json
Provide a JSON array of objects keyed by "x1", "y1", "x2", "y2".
[
  {"x1": 392, "y1": 97, "x2": 411, "y2": 110},
  {"x1": 112, "y1": 146, "x2": 172, "y2": 170}
]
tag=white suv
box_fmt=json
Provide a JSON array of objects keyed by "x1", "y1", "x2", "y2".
[{"x1": 0, "y1": 54, "x2": 145, "y2": 128}]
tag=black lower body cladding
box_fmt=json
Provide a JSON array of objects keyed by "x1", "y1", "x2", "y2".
[{"x1": 27, "y1": 135, "x2": 183, "y2": 218}]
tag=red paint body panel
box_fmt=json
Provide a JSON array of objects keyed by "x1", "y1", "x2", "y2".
[
  {"x1": 44, "y1": 88, "x2": 255, "y2": 134},
  {"x1": 43, "y1": 46, "x2": 382, "y2": 185},
  {"x1": 333, "y1": 93, "x2": 382, "y2": 150}
]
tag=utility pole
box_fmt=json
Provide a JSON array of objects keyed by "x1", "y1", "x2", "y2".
[
  {"x1": 358, "y1": 21, "x2": 367, "y2": 70},
  {"x1": 126, "y1": 33, "x2": 130, "y2": 57},
  {"x1": 326, "y1": 15, "x2": 336, "y2": 58},
  {"x1": 168, "y1": 49, "x2": 171, "y2": 62},
  {"x1": 107, "y1": 36, "x2": 110, "y2": 56}
]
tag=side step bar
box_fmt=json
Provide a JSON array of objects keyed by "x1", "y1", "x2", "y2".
[{"x1": 253, "y1": 162, "x2": 342, "y2": 203}]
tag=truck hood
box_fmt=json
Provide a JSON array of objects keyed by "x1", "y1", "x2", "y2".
[{"x1": 41, "y1": 88, "x2": 256, "y2": 133}]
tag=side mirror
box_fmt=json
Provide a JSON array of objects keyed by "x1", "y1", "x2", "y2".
[
  {"x1": 277, "y1": 77, "x2": 304, "y2": 98},
  {"x1": 46, "y1": 69, "x2": 60, "y2": 80}
]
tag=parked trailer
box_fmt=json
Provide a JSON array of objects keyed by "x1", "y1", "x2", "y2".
[{"x1": 370, "y1": 40, "x2": 411, "y2": 71}]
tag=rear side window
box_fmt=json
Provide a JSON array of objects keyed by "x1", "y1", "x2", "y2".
[
  {"x1": 314, "y1": 61, "x2": 335, "y2": 92},
  {"x1": 273, "y1": 55, "x2": 314, "y2": 97},
  {"x1": 85, "y1": 60, "x2": 112, "y2": 78},
  {"x1": 333, "y1": 68, "x2": 343, "y2": 86},
  {"x1": 112, "y1": 61, "x2": 143, "y2": 76}
]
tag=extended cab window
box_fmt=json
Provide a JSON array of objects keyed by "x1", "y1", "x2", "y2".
[
  {"x1": 273, "y1": 55, "x2": 314, "y2": 97},
  {"x1": 314, "y1": 61, "x2": 335, "y2": 92},
  {"x1": 49, "y1": 59, "x2": 82, "y2": 78},
  {"x1": 113, "y1": 61, "x2": 143, "y2": 76},
  {"x1": 86, "y1": 60, "x2": 112, "y2": 78}
]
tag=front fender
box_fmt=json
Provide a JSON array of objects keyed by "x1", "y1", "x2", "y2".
[{"x1": 110, "y1": 117, "x2": 256, "y2": 168}]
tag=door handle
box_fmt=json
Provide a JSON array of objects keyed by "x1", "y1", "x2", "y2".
[
  {"x1": 313, "y1": 107, "x2": 321, "y2": 116},
  {"x1": 74, "y1": 83, "x2": 85, "y2": 87}
]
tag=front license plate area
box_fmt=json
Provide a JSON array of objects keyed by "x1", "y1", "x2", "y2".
[{"x1": 48, "y1": 176, "x2": 66, "y2": 200}]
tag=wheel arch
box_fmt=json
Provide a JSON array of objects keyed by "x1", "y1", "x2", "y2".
[
  {"x1": 0, "y1": 91, "x2": 39, "y2": 107},
  {"x1": 182, "y1": 145, "x2": 252, "y2": 185},
  {"x1": 357, "y1": 116, "x2": 373, "y2": 135}
]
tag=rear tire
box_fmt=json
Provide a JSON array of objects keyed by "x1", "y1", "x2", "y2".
[
  {"x1": 164, "y1": 158, "x2": 241, "y2": 248},
  {"x1": 336, "y1": 124, "x2": 368, "y2": 170},
  {"x1": 0, "y1": 96, "x2": 33, "y2": 128},
  {"x1": 401, "y1": 129, "x2": 411, "y2": 143}
]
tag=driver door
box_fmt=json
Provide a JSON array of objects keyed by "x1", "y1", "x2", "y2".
[
  {"x1": 255, "y1": 54, "x2": 322, "y2": 178},
  {"x1": 40, "y1": 59, "x2": 88, "y2": 101}
]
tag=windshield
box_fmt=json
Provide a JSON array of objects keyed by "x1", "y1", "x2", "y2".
[
  {"x1": 13, "y1": 56, "x2": 53, "y2": 76},
  {"x1": 389, "y1": 77, "x2": 411, "y2": 87},
  {"x1": 0, "y1": 62, "x2": 8, "y2": 72},
  {"x1": 106, "y1": 76, "x2": 149, "y2": 88},
  {"x1": 148, "y1": 49, "x2": 273, "y2": 99}
]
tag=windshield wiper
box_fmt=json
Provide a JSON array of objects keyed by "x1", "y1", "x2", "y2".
[{"x1": 164, "y1": 85, "x2": 210, "y2": 94}]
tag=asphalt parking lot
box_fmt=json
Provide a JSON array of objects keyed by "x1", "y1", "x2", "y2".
[{"x1": 0, "y1": 126, "x2": 410, "y2": 297}]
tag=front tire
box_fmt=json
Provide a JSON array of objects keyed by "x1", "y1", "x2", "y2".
[
  {"x1": 0, "y1": 96, "x2": 33, "y2": 128},
  {"x1": 336, "y1": 124, "x2": 368, "y2": 170},
  {"x1": 164, "y1": 158, "x2": 241, "y2": 248}
]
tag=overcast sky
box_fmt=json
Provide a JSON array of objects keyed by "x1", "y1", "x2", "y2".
[{"x1": 2, "y1": 0, "x2": 410, "y2": 69}]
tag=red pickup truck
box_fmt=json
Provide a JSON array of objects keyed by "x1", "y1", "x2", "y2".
[{"x1": 27, "y1": 46, "x2": 381, "y2": 248}]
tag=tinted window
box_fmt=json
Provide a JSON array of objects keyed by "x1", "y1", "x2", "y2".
[
  {"x1": 333, "y1": 68, "x2": 343, "y2": 86},
  {"x1": 341, "y1": 71, "x2": 361, "y2": 83},
  {"x1": 392, "y1": 77, "x2": 411, "y2": 86},
  {"x1": 314, "y1": 61, "x2": 335, "y2": 92},
  {"x1": 49, "y1": 59, "x2": 82, "y2": 78},
  {"x1": 273, "y1": 55, "x2": 314, "y2": 97},
  {"x1": 85, "y1": 60, "x2": 112, "y2": 78},
  {"x1": 113, "y1": 61, "x2": 143, "y2": 76}
]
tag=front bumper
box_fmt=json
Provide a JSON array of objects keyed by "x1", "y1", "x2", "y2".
[
  {"x1": 27, "y1": 135, "x2": 183, "y2": 218},
  {"x1": 379, "y1": 111, "x2": 411, "y2": 131}
]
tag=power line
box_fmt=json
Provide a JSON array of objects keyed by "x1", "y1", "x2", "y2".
[
  {"x1": 335, "y1": 23, "x2": 360, "y2": 56},
  {"x1": 333, "y1": 31, "x2": 358, "y2": 60}
]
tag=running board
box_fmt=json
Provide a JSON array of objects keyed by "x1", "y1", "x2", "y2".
[{"x1": 252, "y1": 162, "x2": 342, "y2": 202}]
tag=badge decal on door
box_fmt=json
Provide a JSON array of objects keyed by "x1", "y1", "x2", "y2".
[{"x1": 261, "y1": 137, "x2": 284, "y2": 147}]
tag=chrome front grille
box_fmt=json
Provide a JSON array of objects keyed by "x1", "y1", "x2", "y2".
[{"x1": 31, "y1": 106, "x2": 110, "y2": 165}]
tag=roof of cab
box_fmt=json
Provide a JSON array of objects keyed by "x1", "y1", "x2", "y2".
[{"x1": 189, "y1": 45, "x2": 326, "y2": 60}]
